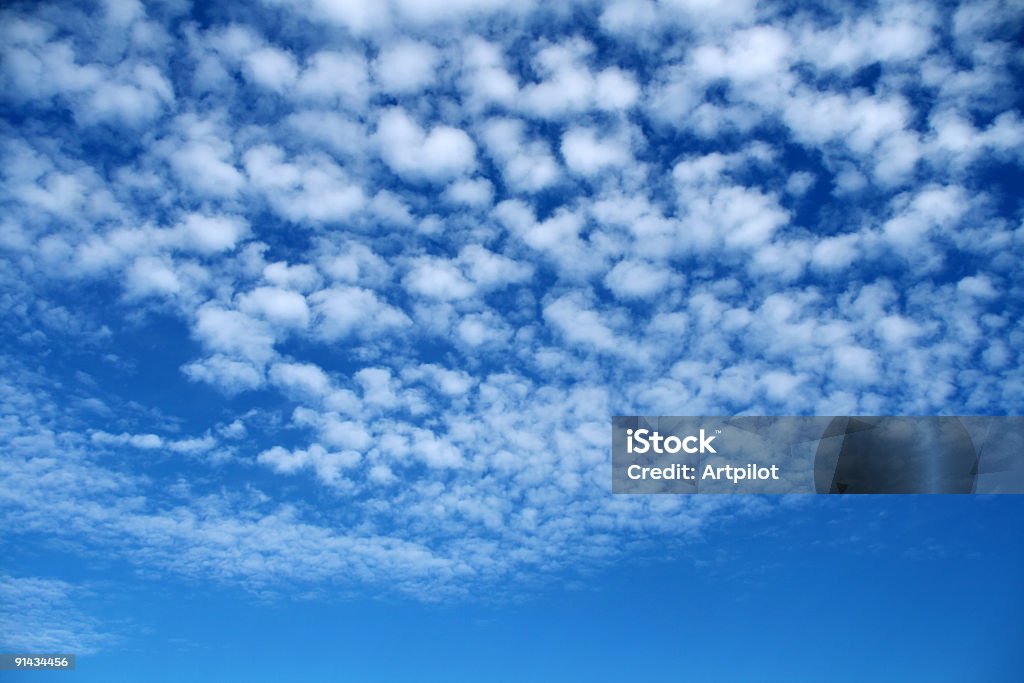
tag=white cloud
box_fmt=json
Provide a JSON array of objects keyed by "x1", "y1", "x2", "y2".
[
  {"x1": 243, "y1": 145, "x2": 366, "y2": 223},
  {"x1": 480, "y1": 118, "x2": 560, "y2": 193},
  {"x1": 495, "y1": 201, "x2": 583, "y2": 257},
  {"x1": 375, "y1": 40, "x2": 440, "y2": 93},
  {"x1": 368, "y1": 463, "x2": 397, "y2": 484},
  {"x1": 309, "y1": 286, "x2": 410, "y2": 340},
  {"x1": 876, "y1": 315, "x2": 925, "y2": 346},
  {"x1": 543, "y1": 294, "x2": 622, "y2": 354},
  {"x1": 176, "y1": 213, "x2": 248, "y2": 254},
  {"x1": 391, "y1": 0, "x2": 524, "y2": 25},
  {"x1": 832, "y1": 345, "x2": 880, "y2": 385},
  {"x1": 91, "y1": 430, "x2": 163, "y2": 449},
  {"x1": 444, "y1": 177, "x2": 493, "y2": 206},
  {"x1": 785, "y1": 171, "x2": 815, "y2": 196},
  {"x1": 263, "y1": 261, "x2": 322, "y2": 292},
  {"x1": 795, "y1": 4, "x2": 935, "y2": 73},
  {"x1": 306, "y1": 0, "x2": 389, "y2": 34},
  {"x1": 258, "y1": 443, "x2": 360, "y2": 485},
  {"x1": 661, "y1": 0, "x2": 757, "y2": 28},
  {"x1": 296, "y1": 51, "x2": 369, "y2": 106},
  {"x1": 456, "y1": 312, "x2": 511, "y2": 347},
  {"x1": 318, "y1": 242, "x2": 392, "y2": 286},
  {"x1": 957, "y1": 274, "x2": 998, "y2": 299},
  {"x1": 238, "y1": 286, "x2": 309, "y2": 329},
  {"x1": 269, "y1": 361, "x2": 331, "y2": 398},
  {"x1": 679, "y1": 183, "x2": 790, "y2": 250},
  {"x1": 604, "y1": 259, "x2": 673, "y2": 299},
  {"x1": 0, "y1": 574, "x2": 109, "y2": 654},
  {"x1": 182, "y1": 355, "x2": 264, "y2": 393},
  {"x1": 599, "y1": 0, "x2": 658, "y2": 37},
  {"x1": 355, "y1": 367, "x2": 401, "y2": 408},
  {"x1": 689, "y1": 24, "x2": 791, "y2": 96},
  {"x1": 243, "y1": 46, "x2": 298, "y2": 91},
  {"x1": 881, "y1": 185, "x2": 968, "y2": 251},
  {"x1": 219, "y1": 419, "x2": 247, "y2": 439},
  {"x1": 521, "y1": 39, "x2": 593, "y2": 117},
  {"x1": 81, "y1": 64, "x2": 175, "y2": 127},
  {"x1": 163, "y1": 115, "x2": 245, "y2": 198},
  {"x1": 404, "y1": 257, "x2": 476, "y2": 301},
  {"x1": 811, "y1": 234, "x2": 861, "y2": 272},
  {"x1": 460, "y1": 37, "x2": 519, "y2": 109},
  {"x1": 560, "y1": 127, "x2": 633, "y2": 176},
  {"x1": 125, "y1": 256, "x2": 181, "y2": 297},
  {"x1": 403, "y1": 363, "x2": 475, "y2": 396},
  {"x1": 517, "y1": 38, "x2": 640, "y2": 118},
  {"x1": 103, "y1": 0, "x2": 143, "y2": 25},
  {"x1": 458, "y1": 245, "x2": 532, "y2": 289},
  {"x1": 594, "y1": 67, "x2": 640, "y2": 110},
  {"x1": 193, "y1": 304, "x2": 277, "y2": 365},
  {"x1": 376, "y1": 108, "x2": 476, "y2": 181},
  {"x1": 167, "y1": 435, "x2": 217, "y2": 454}
]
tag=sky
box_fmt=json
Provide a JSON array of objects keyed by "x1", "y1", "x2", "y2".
[{"x1": 1, "y1": 0, "x2": 1023, "y2": 680}]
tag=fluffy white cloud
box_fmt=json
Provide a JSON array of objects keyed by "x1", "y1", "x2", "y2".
[
  {"x1": 402, "y1": 363, "x2": 475, "y2": 396},
  {"x1": 543, "y1": 294, "x2": 622, "y2": 354},
  {"x1": 296, "y1": 51, "x2": 369, "y2": 106},
  {"x1": 519, "y1": 38, "x2": 641, "y2": 118},
  {"x1": 263, "y1": 261, "x2": 322, "y2": 292},
  {"x1": 495, "y1": 201, "x2": 586, "y2": 263},
  {"x1": 243, "y1": 145, "x2": 366, "y2": 223},
  {"x1": 305, "y1": 0, "x2": 390, "y2": 34},
  {"x1": 309, "y1": 286, "x2": 410, "y2": 340},
  {"x1": 162, "y1": 115, "x2": 245, "y2": 198},
  {"x1": 318, "y1": 242, "x2": 392, "y2": 286},
  {"x1": 458, "y1": 244, "x2": 532, "y2": 289},
  {"x1": 599, "y1": 0, "x2": 658, "y2": 37},
  {"x1": 375, "y1": 40, "x2": 440, "y2": 93},
  {"x1": 456, "y1": 312, "x2": 512, "y2": 347},
  {"x1": 269, "y1": 361, "x2": 331, "y2": 398},
  {"x1": 91, "y1": 430, "x2": 162, "y2": 449},
  {"x1": 193, "y1": 304, "x2": 277, "y2": 365},
  {"x1": 182, "y1": 355, "x2": 264, "y2": 393},
  {"x1": 480, "y1": 118, "x2": 560, "y2": 193},
  {"x1": 690, "y1": 25, "x2": 791, "y2": 84},
  {"x1": 404, "y1": 257, "x2": 476, "y2": 301},
  {"x1": 460, "y1": 37, "x2": 519, "y2": 109},
  {"x1": 258, "y1": 443, "x2": 360, "y2": 485},
  {"x1": 604, "y1": 259, "x2": 673, "y2": 299},
  {"x1": 125, "y1": 256, "x2": 181, "y2": 297},
  {"x1": 376, "y1": 108, "x2": 476, "y2": 181},
  {"x1": 238, "y1": 287, "x2": 310, "y2": 329},
  {"x1": 561, "y1": 127, "x2": 633, "y2": 176},
  {"x1": 177, "y1": 213, "x2": 248, "y2": 254},
  {"x1": 661, "y1": 0, "x2": 757, "y2": 28},
  {"x1": 244, "y1": 46, "x2": 298, "y2": 91},
  {"x1": 832, "y1": 345, "x2": 880, "y2": 385},
  {"x1": 444, "y1": 177, "x2": 493, "y2": 206}
]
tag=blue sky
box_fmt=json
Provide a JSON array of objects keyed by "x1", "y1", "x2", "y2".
[{"x1": 1, "y1": 0, "x2": 1023, "y2": 680}]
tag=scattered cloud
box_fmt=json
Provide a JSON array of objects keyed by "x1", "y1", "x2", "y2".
[{"x1": 1, "y1": 0, "x2": 1022, "y2": 630}]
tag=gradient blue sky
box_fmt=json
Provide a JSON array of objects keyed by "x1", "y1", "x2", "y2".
[{"x1": 1, "y1": 0, "x2": 1023, "y2": 680}]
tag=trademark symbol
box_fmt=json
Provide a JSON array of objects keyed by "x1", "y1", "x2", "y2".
[{"x1": 716, "y1": 429, "x2": 722, "y2": 434}]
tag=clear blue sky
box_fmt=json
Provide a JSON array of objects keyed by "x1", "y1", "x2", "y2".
[{"x1": 1, "y1": 0, "x2": 1023, "y2": 681}]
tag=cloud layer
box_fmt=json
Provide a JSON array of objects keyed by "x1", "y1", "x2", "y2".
[{"x1": 1, "y1": 0, "x2": 1022, "y2": 634}]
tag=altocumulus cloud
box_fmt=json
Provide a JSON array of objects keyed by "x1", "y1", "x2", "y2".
[{"x1": 1, "y1": 0, "x2": 1023, "y2": 645}]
